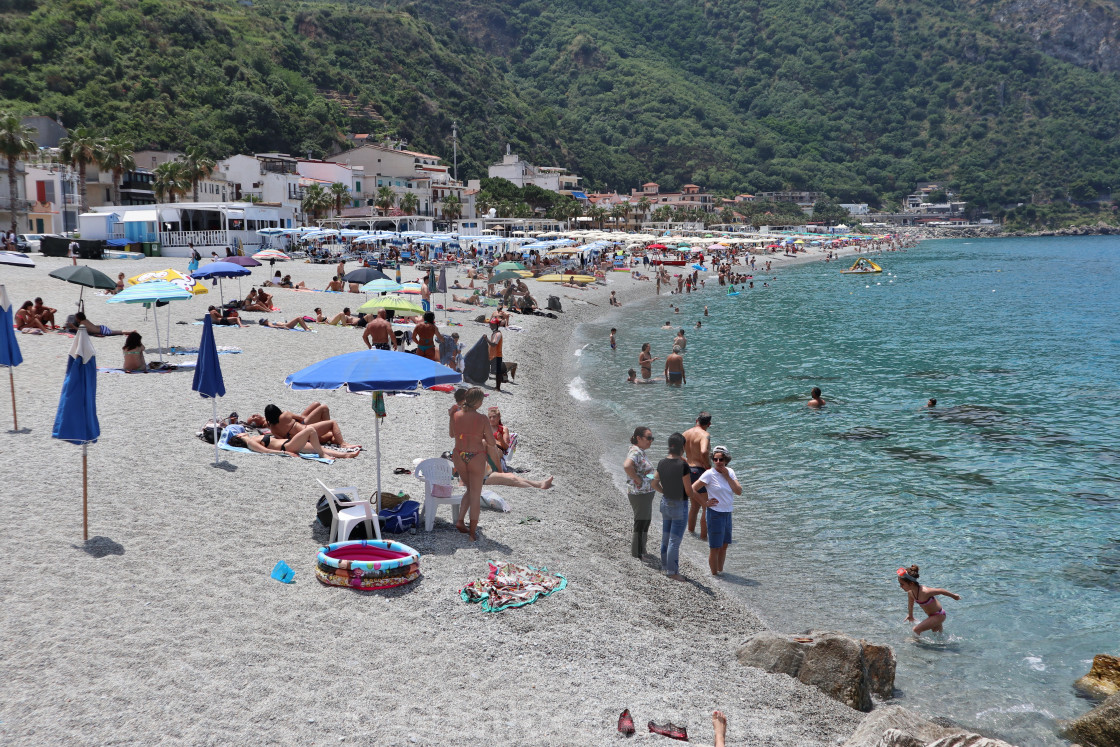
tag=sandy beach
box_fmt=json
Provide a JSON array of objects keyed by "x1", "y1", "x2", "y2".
[{"x1": 0, "y1": 240, "x2": 882, "y2": 745}]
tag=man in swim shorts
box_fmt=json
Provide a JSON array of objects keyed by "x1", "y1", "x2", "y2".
[
  {"x1": 664, "y1": 346, "x2": 685, "y2": 386},
  {"x1": 65, "y1": 311, "x2": 134, "y2": 337},
  {"x1": 683, "y1": 412, "x2": 712, "y2": 539},
  {"x1": 362, "y1": 309, "x2": 397, "y2": 350}
]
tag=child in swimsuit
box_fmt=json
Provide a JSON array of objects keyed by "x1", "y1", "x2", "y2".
[{"x1": 897, "y1": 564, "x2": 961, "y2": 635}]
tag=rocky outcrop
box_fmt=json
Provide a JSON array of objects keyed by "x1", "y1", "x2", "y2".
[
  {"x1": 1065, "y1": 692, "x2": 1120, "y2": 747},
  {"x1": 993, "y1": 0, "x2": 1120, "y2": 73},
  {"x1": 1074, "y1": 654, "x2": 1120, "y2": 699},
  {"x1": 840, "y1": 706, "x2": 1019, "y2": 747},
  {"x1": 737, "y1": 632, "x2": 895, "y2": 712}
]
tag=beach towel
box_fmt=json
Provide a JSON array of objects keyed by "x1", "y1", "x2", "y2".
[
  {"x1": 460, "y1": 561, "x2": 566, "y2": 613},
  {"x1": 167, "y1": 346, "x2": 242, "y2": 355},
  {"x1": 217, "y1": 435, "x2": 334, "y2": 463},
  {"x1": 99, "y1": 362, "x2": 196, "y2": 374}
]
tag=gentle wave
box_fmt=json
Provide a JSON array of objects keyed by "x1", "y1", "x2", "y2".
[{"x1": 568, "y1": 376, "x2": 591, "y2": 401}]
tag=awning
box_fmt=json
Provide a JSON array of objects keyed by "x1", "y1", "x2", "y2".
[
  {"x1": 123, "y1": 210, "x2": 158, "y2": 222},
  {"x1": 571, "y1": 191, "x2": 588, "y2": 200},
  {"x1": 225, "y1": 209, "x2": 245, "y2": 218},
  {"x1": 159, "y1": 209, "x2": 180, "y2": 223}
]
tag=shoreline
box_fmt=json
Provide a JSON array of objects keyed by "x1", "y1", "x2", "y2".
[{"x1": 0, "y1": 251, "x2": 862, "y2": 745}]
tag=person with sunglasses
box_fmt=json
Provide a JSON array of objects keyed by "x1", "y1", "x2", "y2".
[
  {"x1": 692, "y1": 445, "x2": 742, "y2": 576},
  {"x1": 622, "y1": 427, "x2": 657, "y2": 559}
]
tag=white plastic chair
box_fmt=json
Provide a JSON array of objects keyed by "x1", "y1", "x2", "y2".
[
  {"x1": 414, "y1": 457, "x2": 463, "y2": 532},
  {"x1": 316, "y1": 479, "x2": 380, "y2": 542}
]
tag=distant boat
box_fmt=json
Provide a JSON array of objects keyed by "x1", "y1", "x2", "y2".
[{"x1": 841, "y1": 258, "x2": 882, "y2": 274}]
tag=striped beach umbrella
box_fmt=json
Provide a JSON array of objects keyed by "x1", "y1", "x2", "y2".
[{"x1": 252, "y1": 249, "x2": 290, "y2": 261}]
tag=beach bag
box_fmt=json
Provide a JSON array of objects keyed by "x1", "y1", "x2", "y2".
[
  {"x1": 546, "y1": 295, "x2": 562, "y2": 312},
  {"x1": 379, "y1": 500, "x2": 420, "y2": 533},
  {"x1": 198, "y1": 421, "x2": 221, "y2": 444}
]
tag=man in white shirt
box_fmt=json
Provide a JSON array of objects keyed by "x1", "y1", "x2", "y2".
[{"x1": 693, "y1": 445, "x2": 742, "y2": 576}]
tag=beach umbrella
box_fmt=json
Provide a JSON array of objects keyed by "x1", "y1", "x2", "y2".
[
  {"x1": 357, "y1": 295, "x2": 425, "y2": 316},
  {"x1": 107, "y1": 281, "x2": 192, "y2": 364},
  {"x1": 191, "y1": 315, "x2": 226, "y2": 467},
  {"x1": 52, "y1": 328, "x2": 100, "y2": 540},
  {"x1": 343, "y1": 267, "x2": 390, "y2": 285},
  {"x1": 252, "y1": 249, "x2": 290, "y2": 261},
  {"x1": 0, "y1": 285, "x2": 23, "y2": 430},
  {"x1": 285, "y1": 349, "x2": 461, "y2": 530},
  {"x1": 190, "y1": 261, "x2": 251, "y2": 306},
  {"x1": 0, "y1": 251, "x2": 34, "y2": 268},
  {"x1": 359, "y1": 279, "x2": 403, "y2": 294},
  {"x1": 224, "y1": 256, "x2": 262, "y2": 268},
  {"x1": 49, "y1": 265, "x2": 116, "y2": 310},
  {"x1": 128, "y1": 269, "x2": 208, "y2": 296},
  {"x1": 490, "y1": 270, "x2": 523, "y2": 283},
  {"x1": 397, "y1": 282, "x2": 423, "y2": 295},
  {"x1": 494, "y1": 261, "x2": 526, "y2": 272},
  {"x1": 437, "y1": 268, "x2": 448, "y2": 324}
]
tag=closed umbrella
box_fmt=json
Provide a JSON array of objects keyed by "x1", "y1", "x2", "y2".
[
  {"x1": 191, "y1": 261, "x2": 251, "y2": 306},
  {"x1": 285, "y1": 350, "x2": 461, "y2": 532},
  {"x1": 191, "y1": 315, "x2": 226, "y2": 466},
  {"x1": 0, "y1": 285, "x2": 23, "y2": 430},
  {"x1": 49, "y1": 265, "x2": 116, "y2": 310},
  {"x1": 52, "y1": 328, "x2": 100, "y2": 540},
  {"x1": 358, "y1": 295, "x2": 425, "y2": 316},
  {"x1": 107, "y1": 281, "x2": 192, "y2": 363}
]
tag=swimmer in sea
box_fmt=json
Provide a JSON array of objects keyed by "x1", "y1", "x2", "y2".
[
  {"x1": 627, "y1": 368, "x2": 660, "y2": 384},
  {"x1": 926, "y1": 398, "x2": 937, "y2": 408},
  {"x1": 610, "y1": 328, "x2": 617, "y2": 350},
  {"x1": 897, "y1": 565, "x2": 960, "y2": 635},
  {"x1": 808, "y1": 387, "x2": 825, "y2": 408},
  {"x1": 661, "y1": 321, "x2": 673, "y2": 330}
]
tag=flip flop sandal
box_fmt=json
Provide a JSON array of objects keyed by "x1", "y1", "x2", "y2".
[
  {"x1": 393, "y1": 467, "x2": 412, "y2": 474},
  {"x1": 617, "y1": 709, "x2": 635, "y2": 735},
  {"x1": 648, "y1": 721, "x2": 688, "y2": 741}
]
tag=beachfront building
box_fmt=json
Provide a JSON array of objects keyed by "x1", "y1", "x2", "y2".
[
  {"x1": 486, "y1": 148, "x2": 582, "y2": 195},
  {"x1": 78, "y1": 202, "x2": 295, "y2": 258},
  {"x1": 218, "y1": 153, "x2": 304, "y2": 219},
  {"x1": 296, "y1": 159, "x2": 363, "y2": 210},
  {"x1": 24, "y1": 157, "x2": 81, "y2": 234},
  {"x1": 629, "y1": 182, "x2": 716, "y2": 213},
  {"x1": 455, "y1": 216, "x2": 568, "y2": 236},
  {"x1": 0, "y1": 159, "x2": 30, "y2": 233},
  {"x1": 325, "y1": 142, "x2": 466, "y2": 219}
]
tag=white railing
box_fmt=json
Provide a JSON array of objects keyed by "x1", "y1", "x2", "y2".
[{"x1": 160, "y1": 230, "x2": 228, "y2": 247}]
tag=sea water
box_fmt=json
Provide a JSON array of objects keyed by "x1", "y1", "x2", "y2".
[{"x1": 571, "y1": 237, "x2": 1119, "y2": 746}]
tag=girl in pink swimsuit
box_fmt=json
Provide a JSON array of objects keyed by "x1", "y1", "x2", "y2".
[{"x1": 897, "y1": 564, "x2": 961, "y2": 635}]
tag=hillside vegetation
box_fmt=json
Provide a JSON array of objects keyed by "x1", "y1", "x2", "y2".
[{"x1": 4, "y1": 0, "x2": 1120, "y2": 216}]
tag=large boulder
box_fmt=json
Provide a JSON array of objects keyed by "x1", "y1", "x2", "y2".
[
  {"x1": 925, "y1": 735, "x2": 1019, "y2": 747},
  {"x1": 1075, "y1": 654, "x2": 1120, "y2": 700},
  {"x1": 840, "y1": 706, "x2": 955, "y2": 747},
  {"x1": 737, "y1": 632, "x2": 896, "y2": 712},
  {"x1": 1065, "y1": 691, "x2": 1120, "y2": 747}
]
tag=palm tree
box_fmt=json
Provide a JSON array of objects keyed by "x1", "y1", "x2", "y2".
[
  {"x1": 329, "y1": 182, "x2": 351, "y2": 217},
  {"x1": 476, "y1": 195, "x2": 493, "y2": 217},
  {"x1": 98, "y1": 136, "x2": 134, "y2": 206},
  {"x1": 399, "y1": 192, "x2": 419, "y2": 215},
  {"x1": 59, "y1": 127, "x2": 104, "y2": 214},
  {"x1": 651, "y1": 205, "x2": 672, "y2": 223},
  {"x1": 153, "y1": 161, "x2": 190, "y2": 203},
  {"x1": 0, "y1": 112, "x2": 38, "y2": 235},
  {"x1": 441, "y1": 193, "x2": 463, "y2": 220},
  {"x1": 180, "y1": 146, "x2": 216, "y2": 202},
  {"x1": 610, "y1": 203, "x2": 627, "y2": 230},
  {"x1": 512, "y1": 202, "x2": 533, "y2": 219},
  {"x1": 375, "y1": 185, "x2": 396, "y2": 215},
  {"x1": 301, "y1": 183, "x2": 330, "y2": 223},
  {"x1": 636, "y1": 195, "x2": 652, "y2": 223},
  {"x1": 588, "y1": 205, "x2": 607, "y2": 229}
]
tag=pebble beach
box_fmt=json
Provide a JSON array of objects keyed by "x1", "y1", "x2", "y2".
[{"x1": 0, "y1": 242, "x2": 877, "y2": 746}]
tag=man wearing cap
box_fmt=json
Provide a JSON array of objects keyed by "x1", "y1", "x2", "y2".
[
  {"x1": 693, "y1": 445, "x2": 742, "y2": 576},
  {"x1": 486, "y1": 317, "x2": 504, "y2": 392}
]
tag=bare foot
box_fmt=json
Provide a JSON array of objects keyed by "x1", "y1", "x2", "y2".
[
  {"x1": 542, "y1": 476, "x2": 554, "y2": 490},
  {"x1": 455, "y1": 523, "x2": 469, "y2": 534},
  {"x1": 713, "y1": 710, "x2": 727, "y2": 747}
]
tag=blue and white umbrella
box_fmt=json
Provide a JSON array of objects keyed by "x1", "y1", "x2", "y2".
[
  {"x1": 52, "y1": 328, "x2": 100, "y2": 540},
  {"x1": 191, "y1": 315, "x2": 226, "y2": 466},
  {"x1": 191, "y1": 261, "x2": 252, "y2": 305},
  {"x1": 286, "y1": 350, "x2": 462, "y2": 526},
  {"x1": 0, "y1": 285, "x2": 23, "y2": 430},
  {"x1": 107, "y1": 280, "x2": 192, "y2": 363}
]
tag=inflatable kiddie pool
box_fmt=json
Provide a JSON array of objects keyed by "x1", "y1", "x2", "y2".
[{"x1": 315, "y1": 540, "x2": 421, "y2": 590}]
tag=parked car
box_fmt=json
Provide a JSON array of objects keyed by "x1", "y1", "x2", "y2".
[{"x1": 15, "y1": 233, "x2": 46, "y2": 252}]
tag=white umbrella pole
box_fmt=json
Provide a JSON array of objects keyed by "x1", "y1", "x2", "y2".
[
  {"x1": 8, "y1": 367, "x2": 16, "y2": 431},
  {"x1": 374, "y1": 411, "x2": 383, "y2": 541},
  {"x1": 212, "y1": 398, "x2": 219, "y2": 466},
  {"x1": 166, "y1": 304, "x2": 172, "y2": 355},
  {"x1": 219, "y1": 279, "x2": 225, "y2": 307},
  {"x1": 153, "y1": 305, "x2": 164, "y2": 364}
]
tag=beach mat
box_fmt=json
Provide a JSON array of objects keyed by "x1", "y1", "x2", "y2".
[
  {"x1": 217, "y1": 440, "x2": 334, "y2": 464},
  {"x1": 462, "y1": 334, "x2": 490, "y2": 385},
  {"x1": 99, "y1": 362, "x2": 196, "y2": 374},
  {"x1": 460, "y1": 561, "x2": 566, "y2": 613}
]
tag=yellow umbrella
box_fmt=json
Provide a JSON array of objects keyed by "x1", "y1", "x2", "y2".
[
  {"x1": 358, "y1": 295, "x2": 425, "y2": 315},
  {"x1": 128, "y1": 269, "x2": 208, "y2": 295}
]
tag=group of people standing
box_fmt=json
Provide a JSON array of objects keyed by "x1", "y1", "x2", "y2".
[{"x1": 622, "y1": 412, "x2": 741, "y2": 580}]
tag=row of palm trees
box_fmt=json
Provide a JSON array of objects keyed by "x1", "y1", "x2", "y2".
[
  {"x1": 471, "y1": 192, "x2": 737, "y2": 229},
  {"x1": 302, "y1": 182, "x2": 465, "y2": 223},
  {"x1": 150, "y1": 147, "x2": 217, "y2": 205}
]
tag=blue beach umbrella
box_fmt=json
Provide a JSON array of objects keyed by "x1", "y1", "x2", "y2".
[
  {"x1": 52, "y1": 328, "x2": 100, "y2": 540},
  {"x1": 0, "y1": 285, "x2": 23, "y2": 431},
  {"x1": 191, "y1": 315, "x2": 226, "y2": 466},
  {"x1": 191, "y1": 261, "x2": 251, "y2": 305},
  {"x1": 285, "y1": 350, "x2": 462, "y2": 527}
]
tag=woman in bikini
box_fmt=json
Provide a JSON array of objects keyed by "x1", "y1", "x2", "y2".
[
  {"x1": 898, "y1": 564, "x2": 961, "y2": 635},
  {"x1": 450, "y1": 387, "x2": 499, "y2": 540},
  {"x1": 121, "y1": 332, "x2": 147, "y2": 372},
  {"x1": 15, "y1": 301, "x2": 48, "y2": 333},
  {"x1": 412, "y1": 311, "x2": 443, "y2": 362},
  {"x1": 233, "y1": 428, "x2": 358, "y2": 459}
]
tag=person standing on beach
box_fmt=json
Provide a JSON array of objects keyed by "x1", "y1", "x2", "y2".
[
  {"x1": 665, "y1": 346, "x2": 685, "y2": 386},
  {"x1": 622, "y1": 426, "x2": 656, "y2": 559},
  {"x1": 450, "y1": 387, "x2": 500, "y2": 541},
  {"x1": 897, "y1": 564, "x2": 961, "y2": 636},
  {"x1": 652, "y1": 432, "x2": 702, "y2": 580},
  {"x1": 362, "y1": 309, "x2": 397, "y2": 351},
  {"x1": 693, "y1": 445, "x2": 741, "y2": 575},
  {"x1": 684, "y1": 412, "x2": 712, "y2": 538},
  {"x1": 486, "y1": 318, "x2": 504, "y2": 391},
  {"x1": 68, "y1": 239, "x2": 79, "y2": 265},
  {"x1": 413, "y1": 311, "x2": 443, "y2": 362},
  {"x1": 638, "y1": 342, "x2": 659, "y2": 380}
]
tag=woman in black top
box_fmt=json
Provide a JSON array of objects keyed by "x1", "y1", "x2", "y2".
[{"x1": 652, "y1": 432, "x2": 702, "y2": 580}]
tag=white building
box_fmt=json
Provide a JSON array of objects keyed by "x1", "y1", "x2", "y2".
[
  {"x1": 485, "y1": 148, "x2": 581, "y2": 193},
  {"x1": 296, "y1": 159, "x2": 364, "y2": 210},
  {"x1": 325, "y1": 142, "x2": 464, "y2": 218},
  {"x1": 0, "y1": 159, "x2": 29, "y2": 233},
  {"x1": 24, "y1": 159, "x2": 81, "y2": 234},
  {"x1": 78, "y1": 202, "x2": 295, "y2": 258},
  {"x1": 218, "y1": 153, "x2": 304, "y2": 218}
]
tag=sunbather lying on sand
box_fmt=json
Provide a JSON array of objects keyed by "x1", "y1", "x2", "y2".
[
  {"x1": 64, "y1": 311, "x2": 134, "y2": 337},
  {"x1": 231, "y1": 430, "x2": 359, "y2": 459},
  {"x1": 255, "y1": 402, "x2": 359, "y2": 449},
  {"x1": 209, "y1": 306, "x2": 249, "y2": 327},
  {"x1": 258, "y1": 316, "x2": 310, "y2": 330},
  {"x1": 452, "y1": 293, "x2": 483, "y2": 306}
]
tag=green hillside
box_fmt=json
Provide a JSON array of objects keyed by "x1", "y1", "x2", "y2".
[{"x1": 4, "y1": 0, "x2": 1120, "y2": 216}]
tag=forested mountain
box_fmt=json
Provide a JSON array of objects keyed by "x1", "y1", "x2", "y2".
[{"x1": 5, "y1": 0, "x2": 1120, "y2": 214}]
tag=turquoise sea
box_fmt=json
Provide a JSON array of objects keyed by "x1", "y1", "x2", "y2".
[{"x1": 571, "y1": 237, "x2": 1119, "y2": 746}]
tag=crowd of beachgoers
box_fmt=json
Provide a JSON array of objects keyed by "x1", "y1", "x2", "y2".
[{"x1": 1, "y1": 231, "x2": 916, "y2": 745}]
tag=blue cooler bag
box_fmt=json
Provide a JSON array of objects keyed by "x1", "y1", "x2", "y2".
[{"x1": 379, "y1": 500, "x2": 420, "y2": 533}]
